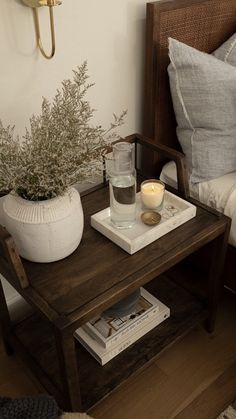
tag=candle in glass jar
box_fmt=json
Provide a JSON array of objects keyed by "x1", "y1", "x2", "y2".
[{"x1": 141, "y1": 180, "x2": 165, "y2": 209}]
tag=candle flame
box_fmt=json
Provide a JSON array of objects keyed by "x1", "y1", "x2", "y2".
[{"x1": 151, "y1": 185, "x2": 155, "y2": 192}]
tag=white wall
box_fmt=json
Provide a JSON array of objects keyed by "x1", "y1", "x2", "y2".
[
  {"x1": 1, "y1": 0, "x2": 147, "y2": 137},
  {"x1": 1, "y1": 0, "x2": 148, "y2": 304}
]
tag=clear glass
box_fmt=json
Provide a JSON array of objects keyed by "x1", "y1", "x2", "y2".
[
  {"x1": 109, "y1": 171, "x2": 136, "y2": 229},
  {"x1": 106, "y1": 142, "x2": 137, "y2": 229},
  {"x1": 141, "y1": 179, "x2": 165, "y2": 212}
]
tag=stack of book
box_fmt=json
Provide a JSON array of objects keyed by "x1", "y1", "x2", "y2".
[{"x1": 74, "y1": 288, "x2": 170, "y2": 365}]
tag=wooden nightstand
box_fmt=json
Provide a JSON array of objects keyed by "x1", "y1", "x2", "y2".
[{"x1": 0, "y1": 175, "x2": 231, "y2": 412}]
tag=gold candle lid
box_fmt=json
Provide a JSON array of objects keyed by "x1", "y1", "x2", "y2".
[{"x1": 141, "y1": 211, "x2": 161, "y2": 226}]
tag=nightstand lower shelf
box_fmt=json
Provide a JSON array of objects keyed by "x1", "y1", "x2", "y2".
[{"x1": 11, "y1": 275, "x2": 207, "y2": 410}]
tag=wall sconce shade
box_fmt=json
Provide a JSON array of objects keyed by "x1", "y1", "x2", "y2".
[{"x1": 22, "y1": 0, "x2": 62, "y2": 59}]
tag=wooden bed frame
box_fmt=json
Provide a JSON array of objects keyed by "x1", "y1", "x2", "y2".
[{"x1": 141, "y1": 0, "x2": 236, "y2": 291}]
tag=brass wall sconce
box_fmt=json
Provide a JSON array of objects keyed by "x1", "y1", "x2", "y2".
[{"x1": 22, "y1": 0, "x2": 62, "y2": 59}]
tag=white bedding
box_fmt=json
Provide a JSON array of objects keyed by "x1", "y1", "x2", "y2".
[{"x1": 160, "y1": 161, "x2": 236, "y2": 247}]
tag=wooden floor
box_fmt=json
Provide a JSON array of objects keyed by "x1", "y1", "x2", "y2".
[{"x1": 0, "y1": 288, "x2": 236, "y2": 419}]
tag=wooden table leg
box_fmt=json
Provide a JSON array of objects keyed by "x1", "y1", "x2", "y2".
[
  {"x1": 54, "y1": 329, "x2": 82, "y2": 412},
  {"x1": 206, "y1": 222, "x2": 231, "y2": 333},
  {"x1": 0, "y1": 278, "x2": 14, "y2": 355}
]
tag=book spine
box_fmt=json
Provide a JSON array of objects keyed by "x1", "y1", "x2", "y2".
[
  {"x1": 85, "y1": 305, "x2": 159, "y2": 349},
  {"x1": 98, "y1": 309, "x2": 169, "y2": 365}
]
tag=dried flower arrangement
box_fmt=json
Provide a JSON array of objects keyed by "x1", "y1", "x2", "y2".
[{"x1": 0, "y1": 62, "x2": 126, "y2": 201}]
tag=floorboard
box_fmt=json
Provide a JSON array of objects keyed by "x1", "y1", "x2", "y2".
[
  {"x1": 0, "y1": 289, "x2": 235, "y2": 419},
  {"x1": 174, "y1": 361, "x2": 236, "y2": 419}
]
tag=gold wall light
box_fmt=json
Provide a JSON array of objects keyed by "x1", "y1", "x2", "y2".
[{"x1": 22, "y1": 0, "x2": 62, "y2": 59}]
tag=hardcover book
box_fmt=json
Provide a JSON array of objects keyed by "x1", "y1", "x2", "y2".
[
  {"x1": 83, "y1": 287, "x2": 160, "y2": 348},
  {"x1": 74, "y1": 293, "x2": 170, "y2": 365}
]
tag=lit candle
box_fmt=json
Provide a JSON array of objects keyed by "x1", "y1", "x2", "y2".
[{"x1": 141, "y1": 180, "x2": 165, "y2": 210}]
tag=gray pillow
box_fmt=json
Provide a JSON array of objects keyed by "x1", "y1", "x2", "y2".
[
  {"x1": 213, "y1": 33, "x2": 236, "y2": 65},
  {"x1": 168, "y1": 37, "x2": 236, "y2": 183}
]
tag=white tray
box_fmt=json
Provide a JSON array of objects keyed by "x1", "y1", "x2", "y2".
[{"x1": 91, "y1": 191, "x2": 196, "y2": 254}]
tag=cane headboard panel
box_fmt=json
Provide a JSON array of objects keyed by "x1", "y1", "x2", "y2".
[{"x1": 143, "y1": 0, "x2": 236, "y2": 172}]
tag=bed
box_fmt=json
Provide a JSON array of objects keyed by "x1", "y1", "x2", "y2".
[{"x1": 141, "y1": 0, "x2": 236, "y2": 291}]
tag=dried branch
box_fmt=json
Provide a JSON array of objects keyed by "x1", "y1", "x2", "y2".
[{"x1": 0, "y1": 62, "x2": 127, "y2": 201}]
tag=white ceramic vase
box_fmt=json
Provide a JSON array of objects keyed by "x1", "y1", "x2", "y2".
[{"x1": 3, "y1": 187, "x2": 84, "y2": 263}]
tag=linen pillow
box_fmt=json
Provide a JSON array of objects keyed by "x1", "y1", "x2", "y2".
[
  {"x1": 168, "y1": 37, "x2": 236, "y2": 183},
  {"x1": 213, "y1": 33, "x2": 236, "y2": 65}
]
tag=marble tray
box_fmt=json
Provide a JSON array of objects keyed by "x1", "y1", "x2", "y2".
[{"x1": 90, "y1": 191, "x2": 196, "y2": 254}]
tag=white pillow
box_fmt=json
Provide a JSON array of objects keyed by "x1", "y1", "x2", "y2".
[{"x1": 168, "y1": 37, "x2": 236, "y2": 183}]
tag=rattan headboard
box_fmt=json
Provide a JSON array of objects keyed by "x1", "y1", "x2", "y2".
[{"x1": 143, "y1": 0, "x2": 236, "y2": 173}]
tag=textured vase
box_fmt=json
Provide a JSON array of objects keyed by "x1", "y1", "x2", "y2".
[{"x1": 3, "y1": 187, "x2": 84, "y2": 263}]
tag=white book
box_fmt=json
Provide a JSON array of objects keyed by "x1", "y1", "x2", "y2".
[
  {"x1": 74, "y1": 300, "x2": 170, "y2": 365},
  {"x1": 83, "y1": 287, "x2": 161, "y2": 349}
]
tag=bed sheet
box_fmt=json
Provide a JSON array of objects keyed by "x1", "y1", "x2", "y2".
[{"x1": 160, "y1": 161, "x2": 236, "y2": 247}]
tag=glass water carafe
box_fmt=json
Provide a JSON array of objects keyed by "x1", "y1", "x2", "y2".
[{"x1": 106, "y1": 142, "x2": 136, "y2": 229}]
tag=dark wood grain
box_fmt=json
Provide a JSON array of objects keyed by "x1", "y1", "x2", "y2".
[
  {"x1": 126, "y1": 134, "x2": 189, "y2": 199},
  {"x1": 10, "y1": 315, "x2": 64, "y2": 405},
  {"x1": 206, "y1": 220, "x2": 231, "y2": 332},
  {"x1": 0, "y1": 279, "x2": 13, "y2": 355},
  {"x1": 54, "y1": 330, "x2": 82, "y2": 411},
  {"x1": 11, "y1": 276, "x2": 207, "y2": 410},
  {"x1": 0, "y1": 0, "x2": 234, "y2": 410},
  {"x1": 78, "y1": 276, "x2": 207, "y2": 410},
  {"x1": 13, "y1": 314, "x2": 61, "y2": 388},
  {"x1": 7, "y1": 186, "x2": 227, "y2": 330},
  {"x1": 0, "y1": 182, "x2": 230, "y2": 411},
  {"x1": 0, "y1": 225, "x2": 28, "y2": 289}
]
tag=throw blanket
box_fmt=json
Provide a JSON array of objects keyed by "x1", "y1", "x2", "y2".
[
  {"x1": 224, "y1": 182, "x2": 236, "y2": 247},
  {"x1": 197, "y1": 171, "x2": 236, "y2": 247},
  {"x1": 160, "y1": 162, "x2": 236, "y2": 247},
  {"x1": 0, "y1": 395, "x2": 62, "y2": 419}
]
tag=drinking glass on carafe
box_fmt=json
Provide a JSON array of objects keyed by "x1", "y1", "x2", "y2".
[{"x1": 106, "y1": 142, "x2": 137, "y2": 229}]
